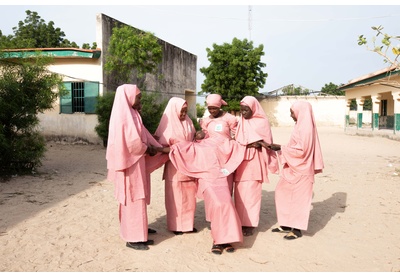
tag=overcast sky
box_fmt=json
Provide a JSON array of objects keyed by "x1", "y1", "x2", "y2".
[{"x1": 1, "y1": 1, "x2": 399, "y2": 103}]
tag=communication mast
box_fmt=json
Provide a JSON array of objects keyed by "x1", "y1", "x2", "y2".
[{"x1": 248, "y1": 5, "x2": 252, "y2": 41}]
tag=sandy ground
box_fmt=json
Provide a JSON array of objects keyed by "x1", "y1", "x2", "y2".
[{"x1": 0, "y1": 126, "x2": 399, "y2": 272}]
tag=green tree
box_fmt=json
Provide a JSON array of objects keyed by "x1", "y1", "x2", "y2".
[
  {"x1": 196, "y1": 103, "x2": 206, "y2": 118},
  {"x1": 0, "y1": 10, "x2": 96, "y2": 49},
  {"x1": 358, "y1": 25, "x2": 400, "y2": 68},
  {"x1": 104, "y1": 25, "x2": 163, "y2": 87},
  {"x1": 0, "y1": 55, "x2": 64, "y2": 178},
  {"x1": 321, "y1": 82, "x2": 345, "y2": 96},
  {"x1": 199, "y1": 38, "x2": 267, "y2": 111}
]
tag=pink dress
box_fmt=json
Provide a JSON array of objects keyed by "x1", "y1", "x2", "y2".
[
  {"x1": 154, "y1": 97, "x2": 197, "y2": 233},
  {"x1": 106, "y1": 84, "x2": 167, "y2": 243},
  {"x1": 234, "y1": 96, "x2": 278, "y2": 228},
  {"x1": 274, "y1": 101, "x2": 324, "y2": 231},
  {"x1": 168, "y1": 136, "x2": 246, "y2": 245}
]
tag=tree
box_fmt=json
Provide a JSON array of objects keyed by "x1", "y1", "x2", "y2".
[
  {"x1": 321, "y1": 82, "x2": 345, "y2": 96},
  {"x1": 199, "y1": 38, "x2": 267, "y2": 111},
  {"x1": 104, "y1": 25, "x2": 163, "y2": 88},
  {"x1": 0, "y1": 55, "x2": 64, "y2": 178},
  {"x1": 358, "y1": 25, "x2": 400, "y2": 69},
  {"x1": 0, "y1": 10, "x2": 96, "y2": 49}
]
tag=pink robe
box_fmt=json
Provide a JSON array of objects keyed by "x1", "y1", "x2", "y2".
[
  {"x1": 275, "y1": 101, "x2": 324, "y2": 231},
  {"x1": 168, "y1": 136, "x2": 246, "y2": 245},
  {"x1": 234, "y1": 96, "x2": 278, "y2": 227},
  {"x1": 106, "y1": 84, "x2": 167, "y2": 242},
  {"x1": 154, "y1": 97, "x2": 197, "y2": 232}
]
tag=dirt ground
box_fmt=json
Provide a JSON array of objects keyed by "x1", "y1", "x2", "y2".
[{"x1": 1, "y1": 126, "x2": 399, "y2": 272}]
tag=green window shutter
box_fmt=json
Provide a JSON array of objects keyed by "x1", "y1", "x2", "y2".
[
  {"x1": 60, "y1": 82, "x2": 73, "y2": 114},
  {"x1": 84, "y1": 82, "x2": 99, "y2": 114}
]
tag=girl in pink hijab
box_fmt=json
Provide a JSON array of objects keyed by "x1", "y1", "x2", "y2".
[
  {"x1": 264, "y1": 100, "x2": 324, "y2": 240},
  {"x1": 106, "y1": 84, "x2": 167, "y2": 251},
  {"x1": 153, "y1": 97, "x2": 198, "y2": 235},
  {"x1": 200, "y1": 94, "x2": 238, "y2": 222},
  {"x1": 234, "y1": 96, "x2": 278, "y2": 237}
]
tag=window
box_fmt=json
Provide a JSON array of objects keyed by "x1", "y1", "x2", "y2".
[{"x1": 60, "y1": 81, "x2": 99, "y2": 114}]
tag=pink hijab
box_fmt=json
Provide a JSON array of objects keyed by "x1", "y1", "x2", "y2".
[
  {"x1": 235, "y1": 96, "x2": 278, "y2": 174},
  {"x1": 154, "y1": 97, "x2": 195, "y2": 146},
  {"x1": 281, "y1": 101, "x2": 324, "y2": 177},
  {"x1": 206, "y1": 94, "x2": 227, "y2": 108},
  {"x1": 106, "y1": 84, "x2": 165, "y2": 172}
]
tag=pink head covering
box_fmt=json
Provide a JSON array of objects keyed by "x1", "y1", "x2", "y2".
[
  {"x1": 206, "y1": 94, "x2": 227, "y2": 108},
  {"x1": 154, "y1": 97, "x2": 195, "y2": 146},
  {"x1": 283, "y1": 101, "x2": 324, "y2": 175},
  {"x1": 236, "y1": 96, "x2": 273, "y2": 145},
  {"x1": 235, "y1": 96, "x2": 278, "y2": 175},
  {"x1": 106, "y1": 84, "x2": 165, "y2": 172}
]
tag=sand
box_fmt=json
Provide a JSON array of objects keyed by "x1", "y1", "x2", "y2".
[{"x1": 1, "y1": 126, "x2": 399, "y2": 272}]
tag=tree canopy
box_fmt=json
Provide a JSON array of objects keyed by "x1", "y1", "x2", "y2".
[
  {"x1": 104, "y1": 25, "x2": 163, "y2": 88},
  {"x1": 321, "y1": 82, "x2": 344, "y2": 96},
  {"x1": 0, "y1": 10, "x2": 96, "y2": 49},
  {"x1": 199, "y1": 37, "x2": 268, "y2": 110}
]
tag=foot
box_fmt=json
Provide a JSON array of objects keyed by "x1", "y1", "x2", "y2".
[
  {"x1": 242, "y1": 226, "x2": 254, "y2": 236},
  {"x1": 222, "y1": 243, "x2": 235, "y2": 253},
  {"x1": 211, "y1": 244, "x2": 224, "y2": 255},
  {"x1": 283, "y1": 229, "x2": 302, "y2": 240},
  {"x1": 271, "y1": 226, "x2": 292, "y2": 233},
  {"x1": 126, "y1": 240, "x2": 154, "y2": 250},
  {"x1": 173, "y1": 227, "x2": 198, "y2": 235},
  {"x1": 148, "y1": 228, "x2": 157, "y2": 234}
]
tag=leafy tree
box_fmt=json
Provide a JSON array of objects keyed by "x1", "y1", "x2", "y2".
[
  {"x1": 0, "y1": 55, "x2": 64, "y2": 178},
  {"x1": 358, "y1": 25, "x2": 400, "y2": 68},
  {"x1": 200, "y1": 38, "x2": 267, "y2": 111},
  {"x1": 196, "y1": 103, "x2": 206, "y2": 118},
  {"x1": 321, "y1": 82, "x2": 345, "y2": 96},
  {"x1": 0, "y1": 10, "x2": 96, "y2": 49},
  {"x1": 281, "y1": 85, "x2": 310, "y2": 96},
  {"x1": 104, "y1": 25, "x2": 163, "y2": 88}
]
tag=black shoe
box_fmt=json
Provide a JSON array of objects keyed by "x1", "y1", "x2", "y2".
[
  {"x1": 126, "y1": 240, "x2": 154, "y2": 250},
  {"x1": 173, "y1": 227, "x2": 198, "y2": 235},
  {"x1": 271, "y1": 226, "x2": 292, "y2": 233},
  {"x1": 148, "y1": 228, "x2": 157, "y2": 234}
]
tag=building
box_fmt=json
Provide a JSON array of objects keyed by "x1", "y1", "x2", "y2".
[
  {"x1": 1, "y1": 13, "x2": 197, "y2": 144},
  {"x1": 339, "y1": 65, "x2": 400, "y2": 140}
]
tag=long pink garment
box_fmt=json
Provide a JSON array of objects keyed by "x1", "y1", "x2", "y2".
[
  {"x1": 275, "y1": 101, "x2": 324, "y2": 230},
  {"x1": 106, "y1": 84, "x2": 166, "y2": 242},
  {"x1": 154, "y1": 97, "x2": 197, "y2": 232},
  {"x1": 168, "y1": 136, "x2": 246, "y2": 244},
  {"x1": 234, "y1": 96, "x2": 278, "y2": 227}
]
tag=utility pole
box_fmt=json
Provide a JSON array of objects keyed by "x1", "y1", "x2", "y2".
[{"x1": 248, "y1": 5, "x2": 252, "y2": 41}]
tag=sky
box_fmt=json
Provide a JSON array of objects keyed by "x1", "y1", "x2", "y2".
[{"x1": 1, "y1": 1, "x2": 400, "y2": 103}]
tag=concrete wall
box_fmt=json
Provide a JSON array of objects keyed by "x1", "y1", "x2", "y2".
[
  {"x1": 259, "y1": 96, "x2": 346, "y2": 127},
  {"x1": 98, "y1": 13, "x2": 197, "y2": 118}
]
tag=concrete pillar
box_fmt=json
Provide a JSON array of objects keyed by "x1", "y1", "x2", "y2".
[
  {"x1": 345, "y1": 99, "x2": 352, "y2": 127},
  {"x1": 391, "y1": 91, "x2": 400, "y2": 133},
  {"x1": 371, "y1": 95, "x2": 381, "y2": 130},
  {"x1": 356, "y1": 98, "x2": 365, "y2": 129}
]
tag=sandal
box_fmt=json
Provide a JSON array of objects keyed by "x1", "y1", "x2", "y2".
[
  {"x1": 222, "y1": 244, "x2": 235, "y2": 253},
  {"x1": 242, "y1": 226, "x2": 254, "y2": 236},
  {"x1": 211, "y1": 244, "x2": 224, "y2": 255},
  {"x1": 283, "y1": 230, "x2": 302, "y2": 240},
  {"x1": 271, "y1": 226, "x2": 292, "y2": 233}
]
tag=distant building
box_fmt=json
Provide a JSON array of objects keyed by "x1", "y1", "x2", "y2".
[{"x1": 339, "y1": 65, "x2": 400, "y2": 140}]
